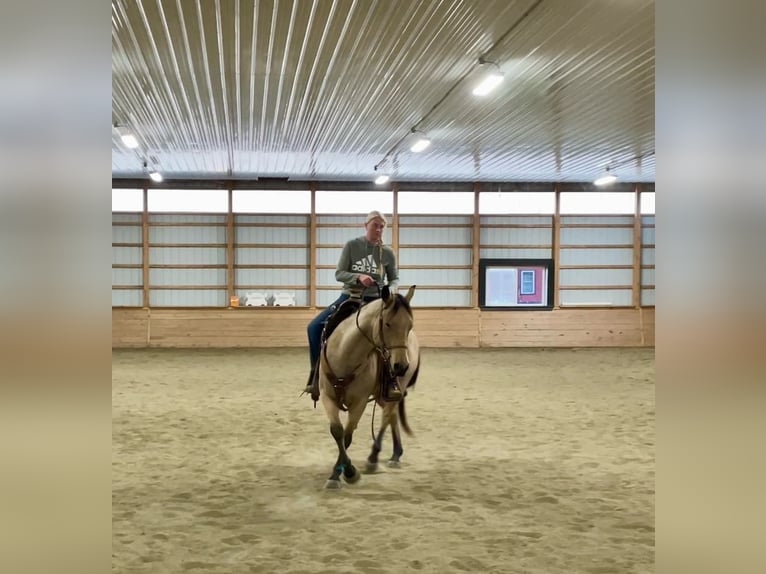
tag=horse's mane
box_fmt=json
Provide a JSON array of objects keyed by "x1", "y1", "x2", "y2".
[{"x1": 391, "y1": 293, "x2": 413, "y2": 317}]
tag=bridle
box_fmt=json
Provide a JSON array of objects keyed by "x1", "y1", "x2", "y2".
[{"x1": 354, "y1": 294, "x2": 410, "y2": 378}]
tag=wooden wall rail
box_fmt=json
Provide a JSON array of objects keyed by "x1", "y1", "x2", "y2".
[{"x1": 113, "y1": 307, "x2": 654, "y2": 348}]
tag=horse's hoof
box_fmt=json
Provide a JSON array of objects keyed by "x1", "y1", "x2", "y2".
[
  {"x1": 324, "y1": 479, "x2": 342, "y2": 489},
  {"x1": 343, "y1": 467, "x2": 361, "y2": 484},
  {"x1": 364, "y1": 461, "x2": 379, "y2": 474},
  {"x1": 387, "y1": 459, "x2": 401, "y2": 469}
]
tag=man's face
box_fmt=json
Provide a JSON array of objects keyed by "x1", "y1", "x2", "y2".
[{"x1": 365, "y1": 218, "x2": 385, "y2": 242}]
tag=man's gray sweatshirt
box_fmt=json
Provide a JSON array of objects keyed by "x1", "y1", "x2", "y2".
[{"x1": 335, "y1": 236, "x2": 399, "y2": 297}]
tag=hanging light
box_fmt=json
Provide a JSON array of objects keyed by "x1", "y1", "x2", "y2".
[
  {"x1": 472, "y1": 61, "x2": 504, "y2": 97},
  {"x1": 144, "y1": 160, "x2": 163, "y2": 183},
  {"x1": 594, "y1": 166, "x2": 617, "y2": 186},
  {"x1": 115, "y1": 125, "x2": 139, "y2": 149},
  {"x1": 409, "y1": 130, "x2": 431, "y2": 153},
  {"x1": 374, "y1": 174, "x2": 390, "y2": 185}
]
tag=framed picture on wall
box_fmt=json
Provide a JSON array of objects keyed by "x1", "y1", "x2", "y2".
[{"x1": 478, "y1": 258, "x2": 555, "y2": 310}]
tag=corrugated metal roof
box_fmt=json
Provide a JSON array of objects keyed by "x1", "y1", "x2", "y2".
[{"x1": 112, "y1": 0, "x2": 654, "y2": 182}]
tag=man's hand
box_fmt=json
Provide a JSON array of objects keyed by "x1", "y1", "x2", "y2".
[{"x1": 357, "y1": 274, "x2": 376, "y2": 287}]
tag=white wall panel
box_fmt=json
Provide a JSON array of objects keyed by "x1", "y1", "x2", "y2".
[
  {"x1": 149, "y1": 214, "x2": 226, "y2": 224},
  {"x1": 559, "y1": 248, "x2": 633, "y2": 265},
  {"x1": 399, "y1": 227, "x2": 471, "y2": 244},
  {"x1": 560, "y1": 268, "x2": 633, "y2": 286},
  {"x1": 113, "y1": 247, "x2": 142, "y2": 265},
  {"x1": 236, "y1": 268, "x2": 309, "y2": 285},
  {"x1": 404, "y1": 268, "x2": 471, "y2": 286},
  {"x1": 112, "y1": 213, "x2": 142, "y2": 224},
  {"x1": 641, "y1": 289, "x2": 655, "y2": 305},
  {"x1": 236, "y1": 248, "x2": 308, "y2": 265},
  {"x1": 113, "y1": 268, "x2": 142, "y2": 285},
  {"x1": 236, "y1": 227, "x2": 308, "y2": 243},
  {"x1": 641, "y1": 268, "x2": 655, "y2": 286},
  {"x1": 560, "y1": 227, "x2": 633, "y2": 245},
  {"x1": 112, "y1": 290, "x2": 143, "y2": 306},
  {"x1": 316, "y1": 247, "x2": 343, "y2": 266},
  {"x1": 641, "y1": 227, "x2": 655, "y2": 244},
  {"x1": 399, "y1": 216, "x2": 472, "y2": 225},
  {"x1": 399, "y1": 248, "x2": 471, "y2": 266},
  {"x1": 150, "y1": 269, "x2": 226, "y2": 286},
  {"x1": 480, "y1": 227, "x2": 551, "y2": 245},
  {"x1": 149, "y1": 226, "x2": 226, "y2": 243},
  {"x1": 561, "y1": 216, "x2": 634, "y2": 225},
  {"x1": 150, "y1": 290, "x2": 227, "y2": 306},
  {"x1": 317, "y1": 228, "x2": 364, "y2": 244},
  {"x1": 481, "y1": 216, "x2": 551, "y2": 225},
  {"x1": 113, "y1": 226, "x2": 142, "y2": 242},
  {"x1": 641, "y1": 248, "x2": 655, "y2": 265},
  {"x1": 560, "y1": 289, "x2": 632, "y2": 306},
  {"x1": 150, "y1": 247, "x2": 226, "y2": 265},
  {"x1": 480, "y1": 248, "x2": 552, "y2": 258},
  {"x1": 316, "y1": 268, "x2": 339, "y2": 286},
  {"x1": 236, "y1": 215, "x2": 308, "y2": 224},
  {"x1": 318, "y1": 215, "x2": 378, "y2": 225}
]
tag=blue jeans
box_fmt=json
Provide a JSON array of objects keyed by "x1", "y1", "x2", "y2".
[{"x1": 307, "y1": 294, "x2": 350, "y2": 367}]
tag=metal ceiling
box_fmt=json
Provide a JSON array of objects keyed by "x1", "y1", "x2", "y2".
[{"x1": 112, "y1": 0, "x2": 654, "y2": 183}]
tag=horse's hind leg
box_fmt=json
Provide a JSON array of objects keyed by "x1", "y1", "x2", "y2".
[
  {"x1": 365, "y1": 423, "x2": 388, "y2": 473},
  {"x1": 366, "y1": 404, "x2": 394, "y2": 473},
  {"x1": 388, "y1": 416, "x2": 404, "y2": 468}
]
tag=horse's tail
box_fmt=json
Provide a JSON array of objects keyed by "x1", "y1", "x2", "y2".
[
  {"x1": 399, "y1": 358, "x2": 420, "y2": 436},
  {"x1": 405, "y1": 352, "x2": 420, "y2": 391}
]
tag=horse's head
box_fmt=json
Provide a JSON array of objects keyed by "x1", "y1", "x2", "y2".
[{"x1": 378, "y1": 285, "x2": 416, "y2": 377}]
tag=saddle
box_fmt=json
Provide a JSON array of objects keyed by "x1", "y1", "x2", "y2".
[{"x1": 321, "y1": 298, "x2": 363, "y2": 346}]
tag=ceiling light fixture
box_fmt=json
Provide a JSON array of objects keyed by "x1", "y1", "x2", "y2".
[
  {"x1": 115, "y1": 124, "x2": 139, "y2": 149},
  {"x1": 472, "y1": 61, "x2": 504, "y2": 97},
  {"x1": 409, "y1": 131, "x2": 431, "y2": 153},
  {"x1": 373, "y1": 164, "x2": 390, "y2": 185},
  {"x1": 593, "y1": 166, "x2": 617, "y2": 186},
  {"x1": 144, "y1": 160, "x2": 163, "y2": 183}
]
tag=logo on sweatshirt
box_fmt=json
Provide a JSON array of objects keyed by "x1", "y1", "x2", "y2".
[{"x1": 351, "y1": 255, "x2": 378, "y2": 275}]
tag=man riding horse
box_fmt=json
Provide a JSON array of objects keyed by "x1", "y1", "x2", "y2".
[{"x1": 303, "y1": 210, "x2": 401, "y2": 400}]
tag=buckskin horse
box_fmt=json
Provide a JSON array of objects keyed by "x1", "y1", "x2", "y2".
[{"x1": 314, "y1": 285, "x2": 420, "y2": 489}]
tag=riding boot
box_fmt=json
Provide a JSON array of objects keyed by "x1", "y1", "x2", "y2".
[{"x1": 303, "y1": 363, "x2": 317, "y2": 395}]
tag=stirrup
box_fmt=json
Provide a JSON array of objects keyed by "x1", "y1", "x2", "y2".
[{"x1": 384, "y1": 381, "x2": 403, "y2": 401}]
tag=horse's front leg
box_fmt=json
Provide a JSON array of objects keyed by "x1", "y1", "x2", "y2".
[
  {"x1": 388, "y1": 413, "x2": 404, "y2": 468},
  {"x1": 320, "y1": 393, "x2": 349, "y2": 489},
  {"x1": 338, "y1": 401, "x2": 366, "y2": 484}
]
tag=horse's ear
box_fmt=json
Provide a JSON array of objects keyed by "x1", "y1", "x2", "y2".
[
  {"x1": 381, "y1": 284, "x2": 391, "y2": 302},
  {"x1": 405, "y1": 285, "x2": 416, "y2": 303}
]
